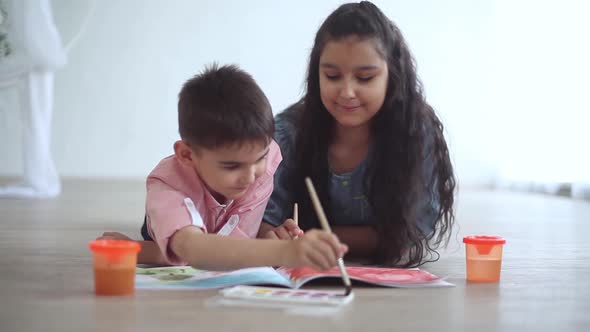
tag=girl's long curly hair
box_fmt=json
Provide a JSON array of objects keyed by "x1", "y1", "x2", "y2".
[{"x1": 284, "y1": 1, "x2": 455, "y2": 267}]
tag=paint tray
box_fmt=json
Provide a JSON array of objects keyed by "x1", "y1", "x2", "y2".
[{"x1": 220, "y1": 285, "x2": 354, "y2": 306}]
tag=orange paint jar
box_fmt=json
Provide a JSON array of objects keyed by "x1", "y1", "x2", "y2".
[
  {"x1": 89, "y1": 239, "x2": 141, "y2": 295},
  {"x1": 463, "y1": 235, "x2": 506, "y2": 282}
]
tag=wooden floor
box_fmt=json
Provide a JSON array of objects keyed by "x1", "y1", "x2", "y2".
[{"x1": 0, "y1": 179, "x2": 589, "y2": 331}]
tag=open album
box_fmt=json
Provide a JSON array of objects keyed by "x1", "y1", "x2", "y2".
[{"x1": 135, "y1": 265, "x2": 453, "y2": 289}]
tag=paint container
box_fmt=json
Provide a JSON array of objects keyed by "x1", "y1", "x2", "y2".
[
  {"x1": 89, "y1": 239, "x2": 141, "y2": 295},
  {"x1": 463, "y1": 235, "x2": 506, "y2": 282}
]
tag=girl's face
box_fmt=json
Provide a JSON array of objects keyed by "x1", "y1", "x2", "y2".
[{"x1": 319, "y1": 36, "x2": 389, "y2": 130}]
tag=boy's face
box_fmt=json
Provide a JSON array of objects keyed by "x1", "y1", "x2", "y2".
[{"x1": 188, "y1": 140, "x2": 270, "y2": 202}]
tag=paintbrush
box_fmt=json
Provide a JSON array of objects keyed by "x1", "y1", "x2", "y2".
[
  {"x1": 304, "y1": 177, "x2": 352, "y2": 296},
  {"x1": 293, "y1": 203, "x2": 299, "y2": 239}
]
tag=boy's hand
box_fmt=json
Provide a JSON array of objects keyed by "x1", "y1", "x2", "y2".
[
  {"x1": 97, "y1": 232, "x2": 168, "y2": 265},
  {"x1": 97, "y1": 232, "x2": 133, "y2": 241},
  {"x1": 284, "y1": 229, "x2": 348, "y2": 271},
  {"x1": 261, "y1": 219, "x2": 304, "y2": 240}
]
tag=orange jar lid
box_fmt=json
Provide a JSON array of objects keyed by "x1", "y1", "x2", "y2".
[
  {"x1": 463, "y1": 235, "x2": 506, "y2": 245},
  {"x1": 89, "y1": 239, "x2": 141, "y2": 254}
]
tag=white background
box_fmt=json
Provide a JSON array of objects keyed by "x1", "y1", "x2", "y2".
[{"x1": 1, "y1": 0, "x2": 588, "y2": 187}]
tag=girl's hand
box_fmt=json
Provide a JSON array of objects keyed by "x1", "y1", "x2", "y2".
[
  {"x1": 261, "y1": 219, "x2": 304, "y2": 240},
  {"x1": 283, "y1": 229, "x2": 348, "y2": 271}
]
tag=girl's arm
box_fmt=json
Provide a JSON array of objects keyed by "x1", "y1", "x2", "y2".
[
  {"x1": 258, "y1": 219, "x2": 303, "y2": 239},
  {"x1": 331, "y1": 226, "x2": 378, "y2": 258},
  {"x1": 260, "y1": 223, "x2": 378, "y2": 258}
]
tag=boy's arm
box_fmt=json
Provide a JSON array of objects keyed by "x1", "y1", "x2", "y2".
[
  {"x1": 137, "y1": 240, "x2": 168, "y2": 266},
  {"x1": 170, "y1": 226, "x2": 346, "y2": 271},
  {"x1": 98, "y1": 232, "x2": 168, "y2": 265}
]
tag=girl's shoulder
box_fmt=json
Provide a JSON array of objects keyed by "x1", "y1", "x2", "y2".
[
  {"x1": 275, "y1": 102, "x2": 302, "y2": 130},
  {"x1": 273, "y1": 103, "x2": 302, "y2": 156}
]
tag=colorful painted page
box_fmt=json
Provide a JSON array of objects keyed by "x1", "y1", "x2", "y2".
[
  {"x1": 135, "y1": 265, "x2": 452, "y2": 290},
  {"x1": 278, "y1": 266, "x2": 453, "y2": 288}
]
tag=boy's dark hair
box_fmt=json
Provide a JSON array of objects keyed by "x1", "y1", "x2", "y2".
[{"x1": 178, "y1": 64, "x2": 274, "y2": 149}]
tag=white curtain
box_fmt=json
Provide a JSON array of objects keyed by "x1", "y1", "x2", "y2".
[
  {"x1": 0, "y1": 0, "x2": 66, "y2": 198},
  {"x1": 483, "y1": 0, "x2": 590, "y2": 200}
]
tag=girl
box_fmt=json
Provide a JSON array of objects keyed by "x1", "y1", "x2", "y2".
[{"x1": 259, "y1": 1, "x2": 455, "y2": 267}]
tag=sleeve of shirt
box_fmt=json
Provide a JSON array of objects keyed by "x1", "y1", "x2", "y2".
[
  {"x1": 263, "y1": 114, "x2": 296, "y2": 227},
  {"x1": 231, "y1": 198, "x2": 270, "y2": 238},
  {"x1": 145, "y1": 177, "x2": 206, "y2": 265}
]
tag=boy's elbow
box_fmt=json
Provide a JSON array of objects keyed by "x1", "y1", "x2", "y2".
[{"x1": 169, "y1": 226, "x2": 205, "y2": 263}]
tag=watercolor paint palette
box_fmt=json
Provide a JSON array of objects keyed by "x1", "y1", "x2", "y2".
[{"x1": 220, "y1": 285, "x2": 354, "y2": 306}]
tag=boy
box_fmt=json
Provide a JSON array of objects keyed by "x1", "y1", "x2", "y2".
[{"x1": 99, "y1": 65, "x2": 347, "y2": 271}]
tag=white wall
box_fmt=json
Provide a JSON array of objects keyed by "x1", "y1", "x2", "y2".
[
  {"x1": 486, "y1": 0, "x2": 590, "y2": 185},
  {"x1": 1, "y1": 0, "x2": 588, "y2": 185}
]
